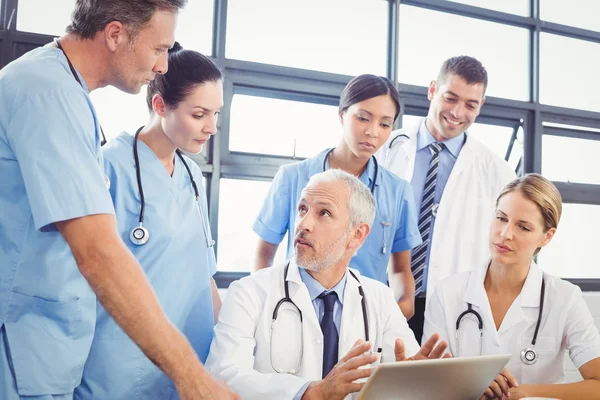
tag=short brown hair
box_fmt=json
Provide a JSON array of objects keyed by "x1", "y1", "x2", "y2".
[
  {"x1": 497, "y1": 173, "x2": 562, "y2": 233},
  {"x1": 66, "y1": 0, "x2": 187, "y2": 40},
  {"x1": 437, "y1": 55, "x2": 488, "y2": 94}
]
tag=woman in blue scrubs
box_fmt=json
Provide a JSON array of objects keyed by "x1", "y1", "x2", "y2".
[
  {"x1": 75, "y1": 43, "x2": 224, "y2": 399},
  {"x1": 253, "y1": 74, "x2": 422, "y2": 318}
]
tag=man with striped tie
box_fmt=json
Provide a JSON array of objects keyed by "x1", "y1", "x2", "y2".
[{"x1": 378, "y1": 56, "x2": 516, "y2": 343}]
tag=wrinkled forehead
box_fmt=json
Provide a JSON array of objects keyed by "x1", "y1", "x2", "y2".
[{"x1": 299, "y1": 180, "x2": 349, "y2": 208}]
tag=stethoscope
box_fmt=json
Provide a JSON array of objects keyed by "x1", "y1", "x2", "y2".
[
  {"x1": 129, "y1": 126, "x2": 215, "y2": 248},
  {"x1": 270, "y1": 262, "x2": 369, "y2": 374},
  {"x1": 322, "y1": 148, "x2": 377, "y2": 195},
  {"x1": 53, "y1": 38, "x2": 107, "y2": 146},
  {"x1": 455, "y1": 277, "x2": 546, "y2": 365},
  {"x1": 323, "y1": 148, "x2": 393, "y2": 254},
  {"x1": 388, "y1": 133, "x2": 409, "y2": 150}
]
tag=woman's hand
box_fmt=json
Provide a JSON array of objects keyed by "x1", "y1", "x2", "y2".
[{"x1": 479, "y1": 368, "x2": 519, "y2": 399}]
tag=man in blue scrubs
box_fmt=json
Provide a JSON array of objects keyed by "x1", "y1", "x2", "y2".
[{"x1": 0, "y1": 1, "x2": 237, "y2": 399}]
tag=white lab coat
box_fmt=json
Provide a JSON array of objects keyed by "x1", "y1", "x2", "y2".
[
  {"x1": 206, "y1": 261, "x2": 420, "y2": 400},
  {"x1": 423, "y1": 261, "x2": 600, "y2": 384},
  {"x1": 377, "y1": 118, "x2": 516, "y2": 299}
]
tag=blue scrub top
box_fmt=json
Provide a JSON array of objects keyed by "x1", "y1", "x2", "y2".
[
  {"x1": 0, "y1": 47, "x2": 114, "y2": 396},
  {"x1": 253, "y1": 148, "x2": 422, "y2": 284},
  {"x1": 75, "y1": 133, "x2": 218, "y2": 400}
]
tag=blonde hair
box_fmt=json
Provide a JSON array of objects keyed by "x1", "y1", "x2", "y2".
[{"x1": 497, "y1": 173, "x2": 562, "y2": 233}]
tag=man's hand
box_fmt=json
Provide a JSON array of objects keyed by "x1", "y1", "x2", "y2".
[
  {"x1": 303, "y1": 340, "x2": 377, "y2": 400},
  {"x1": 176, "y1": 372, "x2": 240, "y2": 400},
  {"x1": 479, "y1": 368, "x2": 519, "y2": 399},
  {"x1": 395, "y1": 333, "x2": 452, "y2": 361}
]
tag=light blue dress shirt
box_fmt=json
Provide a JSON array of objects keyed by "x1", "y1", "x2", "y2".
[
  {"x1": 294, "y1": 267, "x2": 348, "y2": 399},
  {"x1": 299, "y1": 267, "x2": 347, "y2": 332},
  {"x1": 75, "y1": 133, "x2": 218, "y2": 400},
  {"x1": 0, "y1": 47, "x2": 114, "y2": 398},
  {"x1": 411, "y1": 121, "x2": 465, "y2": 295},
  {"x1": 254, "y1": 148, "x2": 422, "y2": 284}
]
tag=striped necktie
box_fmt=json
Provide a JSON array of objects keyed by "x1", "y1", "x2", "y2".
[{"x1": 411, "y1": 142, "x2": 445, "y2": 296}]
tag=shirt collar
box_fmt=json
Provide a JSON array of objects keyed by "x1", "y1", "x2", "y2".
[
  {"x1": 299, "y1": 266, "x2": 347, "y2": 305},
  {"x1": 464, "y1": 260, "x2": 545, "y2": 308},
  {"x1": 519, "y1": 261, "x2": 544, "y2": 307},
  {"x1": 320, "y1": 148, "x2": 380, "y2": 188},
  {"x1": 56, "y1": 48, "x2": 90, "y2": 93},
  {"x1": 417, "y1": 120, "x2": 465, "y2": 158}
]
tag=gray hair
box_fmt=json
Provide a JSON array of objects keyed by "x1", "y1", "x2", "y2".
[
  {"x1": 304, "y1": 169, "x2": 376, "y2": 229},
  {"x1": 66, "y1": 0, "x2": 187, "y2": 40}
]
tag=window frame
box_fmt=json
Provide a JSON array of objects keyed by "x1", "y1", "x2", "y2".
[{"x1": 3, "y1": 0, "x2": 600, "y2": 290}]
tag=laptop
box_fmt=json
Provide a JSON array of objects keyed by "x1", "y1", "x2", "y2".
[{"x1": 356, "y1": 354, "x2": 512, "y2": 400}]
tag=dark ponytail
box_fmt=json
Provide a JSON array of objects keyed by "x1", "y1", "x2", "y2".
[
  {"x1": 146, "y1": 41, "x2": 222, "y2": 111},
  {"x1": 338, "y1": 74, "x2": 401, "y2": 121}
]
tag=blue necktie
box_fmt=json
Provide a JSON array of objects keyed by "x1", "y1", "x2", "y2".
[
  {"x1": 319, "y1": 291, "x2": 339, "y2": 378},
  {"x1": 411, "y1": 142, "x2": 445, "y2": 296}
]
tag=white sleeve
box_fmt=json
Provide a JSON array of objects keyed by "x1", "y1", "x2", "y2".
[
  {"x1": 495, "y1": 160, "x2": 517, "y2": 196},
  {"x1": 381, "y1": 287, "x2": 420, "y2": 362},
  {"x1": 563, "y1": 286, "x2": 600, "y2": 369},
  {"x1": 205, "y1": 279, "x2": 310, "y2": 400},
  {"x1": 423, "y1": 286, "x2": 452, "y2": 354}
]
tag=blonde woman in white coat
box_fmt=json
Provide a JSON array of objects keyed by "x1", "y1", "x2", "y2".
[{"x1": 424, "y1": 174, "x2": 600, "y2": 399}]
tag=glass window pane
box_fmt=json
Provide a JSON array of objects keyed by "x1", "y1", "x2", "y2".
[
  {"x1": 541, "y1": 33, "x2": 600, "y2": 113},
  {"x1": 226, "y1": 0, "x2": 388, "y2": 76},
  {"x1": 217, "y1": 178, "x2": 287, "y2": 272},
  {"x1": 17, "y1": 0, "x2": 75, "y2": 36},
  {"x1": 229, "y1": 94, "x2": 340, "y2": 158},
  {"x1": 446, "y1": 0, "x2": 529, "y2": 16},
  {"x1": 402, "y1": 116, "x2": 523, "y2": 171},
  {"x1": 542, "y1": 135, "x2": 600, "y2": 185},
  {"x1": 468, "y1": 123, "x2": 523, "y2": 171},
  {"x1": 90, "y1": 86, "x2": 149, "y2": 141},
  {"x1": 541, "y1": 0, "x2": 600, "y2": 32},
  {"x1": 537, "y1": 204, "x2": 600, "y2": 279},
  {"x1": 175, "y1": 0, "x2": 213, "y2": 55},
  {"x1": 398, "y1": 5, "x2": 529, "y2": 101}
]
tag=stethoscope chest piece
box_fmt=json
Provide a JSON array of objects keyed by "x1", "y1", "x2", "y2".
[
  {"x1": 130, "y1": 224, "x2": 150, "y2": 246},
  {"x1": 520, "y1": 347, "x2": 538, "y2": 365}
]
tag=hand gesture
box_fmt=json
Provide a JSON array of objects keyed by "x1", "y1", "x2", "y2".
[
  {"x1": 395, "y1": 333, "x2": 452, "y2": 361},
  {"x1": 304, "y1": 340, "x2": 377, "y2": 400}
]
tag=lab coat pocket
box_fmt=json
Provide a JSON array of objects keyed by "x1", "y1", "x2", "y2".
[
  {"x1": 4, "y1": 292, "x2": 94, "y2": 395},
  {"x1": 520, "y1": 336, "x2": 557, "y2": 383}
]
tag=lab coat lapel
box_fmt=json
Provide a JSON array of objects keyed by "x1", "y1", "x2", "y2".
[
  {"x1": 286, "y1": 262, "x2": 323, "y2": 339},
  {"x1": 498, "y1": 263, "x2": 544, "y2": 337},
  {"x1": 401, "y1": 125, "x2": 419, "y2": 181},
  {"x1": 339, "y1": 269, "x2": 366, "y2": 357},
  {"x1": 463, "y1": 266, "x2": 500, "y2": 346},
  {"x1": 439, "y1": 132, "x2": 474, "y2": 202}
]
